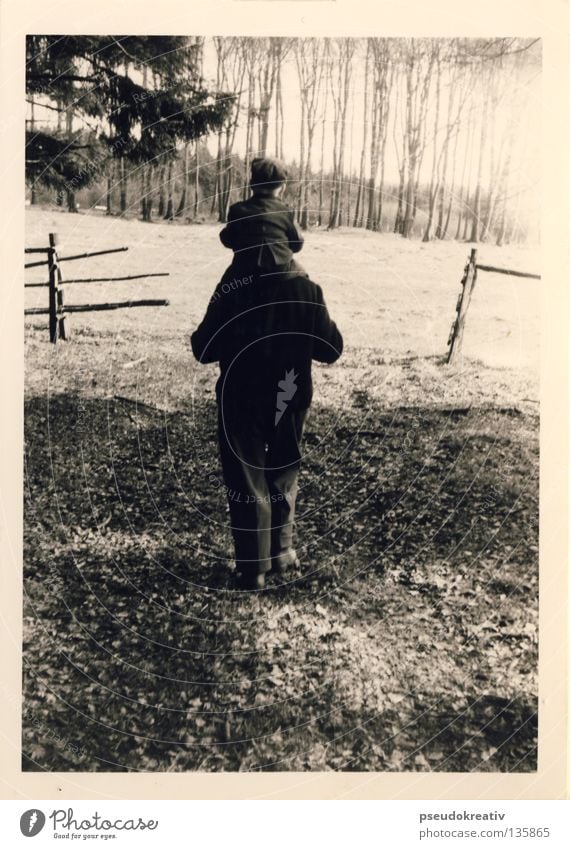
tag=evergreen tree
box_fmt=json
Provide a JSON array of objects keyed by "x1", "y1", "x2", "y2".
[{"x1": 25, "y1": 36, "x2": 233, "y2": 213}]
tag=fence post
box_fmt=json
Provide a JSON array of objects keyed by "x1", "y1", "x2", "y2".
[
  {"x1": 48, "y1": 233, "x2": 57, "y2": 342},
  {"x1": 48, "y1": 233, "x2": 67, "y2": 343},
  {"x1": 447, "y1": 248, "x2": 478, "y2": 364}
]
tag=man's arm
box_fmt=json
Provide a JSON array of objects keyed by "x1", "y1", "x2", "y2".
[
  {"x1": 219, "y1": 204, "x2": 240, "y2": 250},
  {"x1": 190, "y1": 284, "x2": 226, "y2": 364},
  {"x1": 311, "y1": 285, "x2": 343, "y2": 364},
  {"x1": 219, "y1": 224, "x2": 234, "y2": 249}
]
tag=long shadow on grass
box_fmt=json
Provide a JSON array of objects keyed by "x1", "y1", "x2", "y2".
[{"x1": 22, "y1": 392, "x2": 538, "y2": 772}]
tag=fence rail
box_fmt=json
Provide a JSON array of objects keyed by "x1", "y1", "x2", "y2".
[
  {"x1": 475, "y1": 264, "x2": 541, "y2": 280},
  {"x1": 25, "y1": 245, "x2": 130, "y2": 269},
  {"x1": 25, "y1": 299, "x2": 170, "y2": 315},
  {"x1": 24, "y1": 232, "x2": 169, "y2": 342},
  {"x1": 25, "y1": 272, "x2": 169, "y2": 288}
]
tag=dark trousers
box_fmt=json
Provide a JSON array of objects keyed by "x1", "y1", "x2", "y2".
[{"x1": 217, "y1": 403, "x2": 307, "y2": 577}]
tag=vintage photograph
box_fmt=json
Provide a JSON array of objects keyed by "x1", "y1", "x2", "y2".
[{"x1": 23, "y1": 35, "x2": 540, "y2": 773}]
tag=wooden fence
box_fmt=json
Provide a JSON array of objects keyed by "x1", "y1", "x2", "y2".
[
  {"x1": 446, "y1": 249, "x2": 541, "y2": 364},
  {"x1": 25, "y1": 232, "x2": 170, "y2": 342}
]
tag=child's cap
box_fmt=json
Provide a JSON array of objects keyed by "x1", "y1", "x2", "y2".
[{"x1": 250, "y1": 157, "x2": 288, "y2": 192}]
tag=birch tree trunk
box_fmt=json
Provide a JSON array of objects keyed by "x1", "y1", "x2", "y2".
[
  {"x1": 29, "y1": 97, "x2": 37, "y2": 205},
  {"x1": 328, "y1": 40, "x2": 354, "y2": 229},
  {"x1": 435, "y1": 70, "x2": 454, "y2": 239},
  {"x1": 258, "y1": 39, "x2": 278, "y2": 157},
  {"x1": 243, "y1": 58, "x2": 255, "y2": 200},
  {"x1": 401, "y1": 39, "x2": 435, "y2": 238},
  {"x1": 295, "y1": 39, "x2": 326, "y2": 228},
  {"x1": 317, "y1": 51, "x2": 330, "y2": 227},
  {"x1": 164, "y1": 158, "x2": 175, "y2": 220},
  {"x1": 157, "y1": 162, "x2": 166, "y2": 217},
  {"x1": 176, "y1": 142, "x2": 190, "y2": 218},
  {"x1": 193, "y1": 139, "x2": 200, "y2": 219},
  {"x1": 275, "y1": 56, "x2": 283, "y2": 158},
  {"x1": 422, "y1": 49, "x2": 442, "y2": 242},
  {"x1": 353, "y1": 40, "x2": 370, "y2": 228},
  {"x1": 219, "y1": 38, "x2": 247, "y2": 221},
  {"x1": 455, "y1": 98, "x2": 474, "y2": 240},
  {"x1": 442, "y1": 114, "x2": 460, "y2": 238},
  {"x1": 469, "y1": 78, "x2": 490, "y2": 242},
  {"x1": 65, "y1": 107, "x2": 78, "y2": 212},
  {"x1": 371, "y1": 40, "x2": 393, "y2": 231}
]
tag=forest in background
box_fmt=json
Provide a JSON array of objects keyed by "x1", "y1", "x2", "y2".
[{"x1": 26, "y1": 36, "x2": 541, "y2": 244}]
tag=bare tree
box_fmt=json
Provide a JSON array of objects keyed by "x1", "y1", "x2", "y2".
[
  {"x1": 164, "y1": 157, "x2": 175, "y2": 220},
  {"x1": 353, "y1": 40, "x2": 370, "y2": 228},
  {"x1": 457, "y1": 38, "x2": 537, "y2": 242},
  {"x1": 274, "y1": 40, "x2": 291, "y2": 159},
  {"x1": 423, "y1": 42, "x2": 469, "y2": 241},
  {"x1": 468, "y1": 68, "x2": 491, "y2": 242},
  {"x1": 172, "y1": 39, "x2": 204, "y2": 220},
  {"x1": 328, "y1": 39, "x2": 355, "y2": 230},
  {"x1": 435, "y1": 58, "x2": 461, "y2": 238},
  {"x1": 399, "y1": 38, "x2": 437, "y2": 238},
  {"x1": 157, "y1": 161, "x2": 166, "y2": 217},
  {"x1": 345, "y1": 76, "x2": 356, "y2": 228},
  {"x1": 295, "y1": 38, "x2": 327, "y2": 228},
  {"x1": 316, "y1": 42, "x2": 331, "y2": 227},
  {"x1": 242, "y1": 39, "x2": 261, "y2": 200},
  {"x1": 392, "y1": 58, "x2": 406, "y2": 234},
  {"x1": 257, "y1": 38, "x2": 281, "y2": 156},
  {"x1": 65, "y1": 106, "x2": 78, "y2": 213},
  {"x1": 117, "y1": 60, "x2": 130, "y2": 215},
  {"x1": 175, "y1": 141, "x2": 190, "y2": 218},
  {"x1": 360, "y1": 38, "x2": 394, "y2": 231},
  {"x1": 193, "y1": 37, "x2": 205, "y2": 219},
  {"x1": 28, "y1": 97, "x2": 38, "y2": 205},
  {"x1": 480, "y1": 47, "x2": 531, "y2": 242},
  {"x1": 422, "y1": 43, "x2": 443, "y2": 242},
  {"x1": 212, "y1": 36, "x2": 247, "y2": 221},
  {"x1": 441, "y1": 105, "x2": 461, "y2": 239}
]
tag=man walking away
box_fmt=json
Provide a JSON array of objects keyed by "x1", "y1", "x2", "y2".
[{"x1": 191, "y1": 163, "x2": 343, "y2": 590}]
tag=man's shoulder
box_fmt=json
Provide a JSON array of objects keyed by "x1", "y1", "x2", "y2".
[
  {"x1": 227, "y1": 200, "x2": 248, "y2": 218},
  {"x1": 282, "y1": 275, "x2": 322, "y2": 300}
]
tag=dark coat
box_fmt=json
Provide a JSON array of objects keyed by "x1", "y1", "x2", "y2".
[
  {"x1": 219, "y1": 194, "x2": 304, "y2": 271},
  {"x1": 191, "y1": 272, "x2": 343, "y2": 418}
]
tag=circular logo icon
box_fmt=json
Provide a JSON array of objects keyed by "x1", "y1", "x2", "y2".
[{"x1": 20, "y1": 809, "x2": 46, "y2": 837}]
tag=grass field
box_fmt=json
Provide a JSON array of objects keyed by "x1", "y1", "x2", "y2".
[{"x1": 23, "y1": 207, "x2": 539, "y2": 772}]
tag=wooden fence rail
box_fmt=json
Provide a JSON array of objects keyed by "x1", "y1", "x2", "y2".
[
  {"x1": 26, "y1": 300, "x2": 169, "y2": 315},
  {"x1": 475, "y1": 264, "x2": 541, "y2": 280},
  {"x1": 24, "y1": 233, "x2": 169, "y2": 342},
  {"x1": 25, "y1": 272, "x2": 169, "y2": 288},
  {"x1": 25, "y1": 245, "x2": 128, "y2": 270}
]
